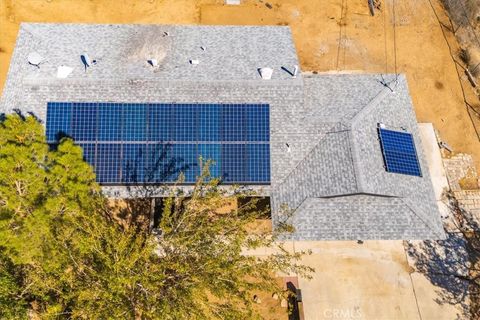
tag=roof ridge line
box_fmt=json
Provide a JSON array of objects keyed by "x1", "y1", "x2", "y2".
[
  {"x1": 281, "y1": 189, "x2": 389, "y2": 214},
  {"x1": 272, "y1": 122, "x2": 346, "y2": 190},
  {"x1": 347, "y1": 86, "x2": 394, "y2": 193},
  {"x1": 400, "y1": 198, "x2": 446, "y2": 239},
  {"x1": 346, "y1": 126, "x2": 362, "y2": 192},
  {"x1": 350, "y1": 85, "x2": 393, "y2": 124},
  {"x1": 313, "y1": 192, "x2": 400, "y2": 200},
  {"x1": 22, "y1": 78, "x2": 305, "y2": 86},
  {"x1": 271, "y1": 125, "x2": 356, "y2": 212}
]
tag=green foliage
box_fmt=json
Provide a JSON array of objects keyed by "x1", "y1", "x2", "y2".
[
  {"x1": 0, "y1": 251, "x2": 28, "y2": 319},
  {"x1": 0, "y1": 113, "x2": 312, "y2": 319}
]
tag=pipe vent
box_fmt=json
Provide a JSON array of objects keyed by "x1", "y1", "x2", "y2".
[{"x1": 258, "y1": 67, "x2": 273, "y2": 80}]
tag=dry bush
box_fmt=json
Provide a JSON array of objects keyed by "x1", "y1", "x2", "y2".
[
  {"x1": 460, "y1": 47, "x2": 480, "y2": 77},
  {"x1": 460, "y1": 47, "x2": 471, "y2": 64},
  {"x1": 468, "y1": 47, "x2": 480, "y2": 77}
]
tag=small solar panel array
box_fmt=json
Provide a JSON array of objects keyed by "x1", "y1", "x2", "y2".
[
  {"x1": 46, "y1": 102, "x2": 270, "y2": 184},
  {"x1": 378, "y1": 127, "x2": 422, "y2": 177}
]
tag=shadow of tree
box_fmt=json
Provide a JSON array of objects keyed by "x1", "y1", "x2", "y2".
[
  {"x1": 109, "y1": 143, "x2": 196, "y2": 232},
  {"x1": 406, "y1": 191, "x2": 480, "y2": 319}
]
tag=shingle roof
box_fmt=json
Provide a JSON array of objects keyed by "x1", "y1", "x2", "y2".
[
  {"x1": 0, "y1": 23, "x2": 445, "y2": 240},
  {"x1": 271, "y1": 74, "x2": 445, "y2": 240}
]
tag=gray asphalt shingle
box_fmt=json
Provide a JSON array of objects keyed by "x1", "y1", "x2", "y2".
[{"x1": 0, "y1": 23, "x2": 445, "y2": 240}]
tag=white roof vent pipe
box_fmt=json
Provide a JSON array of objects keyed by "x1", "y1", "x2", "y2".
[
  {"x1": 28, "y1": 52, "x2": 44, "y2": 68},
  {"x1": 258, "y1": 67, "x2": 273, "y2": 80},
  {"x1": 190, "y1": 59, "x2": 200, "y2": 65},
  {"x1": 56, "y1": 66, "x2": 73, "y2": 78}
]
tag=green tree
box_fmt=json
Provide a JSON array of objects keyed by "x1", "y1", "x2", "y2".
[{"x1": 0, "y1": 113, "x2": 312, "y2": 319}]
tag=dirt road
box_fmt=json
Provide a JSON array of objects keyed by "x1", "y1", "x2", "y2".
[{"x1": 1, "y1": 0, "x2": 479, "y2": 170}]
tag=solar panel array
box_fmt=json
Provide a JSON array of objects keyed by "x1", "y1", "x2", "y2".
[
  {"x1": 46, "y1": 102, "x2": 270, "y2": 184},
  {"x1": 378, "y1": 128, "x2": 422, "y2": 177}
]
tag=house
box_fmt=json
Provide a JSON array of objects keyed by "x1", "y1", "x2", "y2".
[{"x1": 0, "y1": 23, "x2": 445, "y2": 240}]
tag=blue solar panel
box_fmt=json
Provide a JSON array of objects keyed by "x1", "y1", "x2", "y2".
[
  {"x1": 173, "y1": 144, "x2": 198, "y2": 182},
  {"x1": 79, "y1": 143, "x2": 96, "y2": 167},
  {"x1": 46, "y1": 102, "x2": 72, "y2": 141},
  {"x1": 246, "y1": 104, "x2": 269, "y2": 141},
  {"x1": 123, "y1": 104, "x2": 146, "y2": 141},
  {"x1": 145, "y1": 143, "x2": 174, "y2": 183},
  {"x1": 46, "y1": 102, "x2": 270, "y2": 185},
  {"x1": 222, "y1": 144, "x2": 246, "y2": 182},
  {"x1": 96, "y1": 144, "x2": 121, "y2": 183},
  {"x1": 378, "y1": 128, "x2": 422, "y2": 177},
  {"x1": 198, "y1": 144, "x2": 221, "y2": 178},
  {"x1": 122, "y1": 144, "x2": 146, "y2": 183},
  {"x1": 72, "y1": 103, "x2": 96, "y2": 141},
  {"x1": 99, "y1": 103, "x2": 122, "y2": 141},
  {"x1": 247, "y1": 144, "x2": 270, "y2": 182},
  {"x1": 199, "y1": 104, "x2": 220, "y2": 141},
  {"x1": 222, "y1": 104, "x2": 245, "y2": 141},
  {"x1": 148, "y1": 104, "x2": 171, "y2": 142},
  {"x1": 173, "y1": 104, "x2": 197, "y2": 141}
]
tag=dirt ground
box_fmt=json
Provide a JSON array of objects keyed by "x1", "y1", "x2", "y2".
[{"x1": 1, "y1": 0, "x2": 480, "y2": 171}]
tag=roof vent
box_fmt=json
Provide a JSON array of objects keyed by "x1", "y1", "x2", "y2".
[
  {"x1": 56, "y1": 66, "x2": 73, "y2": 78},
  {"x1": 27, "y1": 52, "x2": 43, "y2": 68},
  {"x1": 258, "y1": 67, "x2": 273, "y2": 80},
  {"x1": 81, "y1": 53, "x2": 91, "y2": 67},
  {"x1": 190, "y1": 59, "x2": 200, "y2": 65},
  {"x1": 281, "y1": 66, "x2": 299, "y2": 78},
  {"x1": 200, "y1": 46, "x2": 206, "y2": 51},
  {"x1": 81, "y1": 53, "x2": 97, "y2": 71},
  {"x1": 163, "y1": 31, "x2": 169, "y2": 37},
  {"x1": 148, "y1": 59, "x2": 158, "y2": 67}
]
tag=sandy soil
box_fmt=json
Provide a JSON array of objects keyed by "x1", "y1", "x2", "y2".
[{"x1": 1, "y1": 0, "x2": 479, "y2": 170}]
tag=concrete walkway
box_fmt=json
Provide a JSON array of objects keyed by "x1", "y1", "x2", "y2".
[{"x1": 294, "y1": 123, "x2": 461, "y2": 320}]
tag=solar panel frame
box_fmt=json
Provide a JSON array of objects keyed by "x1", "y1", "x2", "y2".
[
  {"x1": 46, "y1": 102, "x2": 271, "y2": 185},
  {"x1": 378, "y1": 128, "x2": 422, "y2": 177}
]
